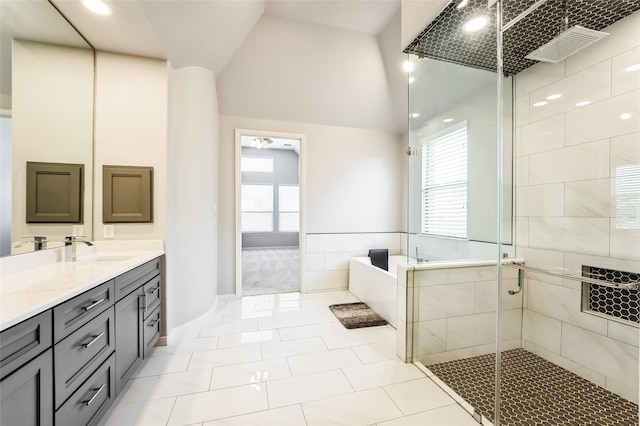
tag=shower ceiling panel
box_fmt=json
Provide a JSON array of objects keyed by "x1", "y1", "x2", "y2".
[{"x1": 404, "y1": 0, "x2": 640, "y2": 76}]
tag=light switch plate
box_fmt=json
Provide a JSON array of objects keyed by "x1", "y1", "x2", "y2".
[
  {"x1": 104, "y1": 224, "x2": 115, "y2": 239},
  {"x1": 72, "y1": 225, "x2": 84, "y2": 237}
]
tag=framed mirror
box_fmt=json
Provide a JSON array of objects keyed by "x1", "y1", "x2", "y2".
[{"x1": 0, "y1": 0, "x2": 94, "y2": 256}]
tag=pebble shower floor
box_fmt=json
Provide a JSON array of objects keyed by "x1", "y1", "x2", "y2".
[{"x1": 427, "y1": 348, "x2": 638, "y2": 425}]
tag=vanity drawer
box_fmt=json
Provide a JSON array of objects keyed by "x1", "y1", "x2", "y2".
[
  {"x1": 115, "y1": 258, "x2": 160, "y2": 301},
  {"x1": 55, "y1": 353, "x2": 115, "y2": 426},
  {"x1": 54, "y1": 307, "x2": 115, "y2": 408},
  {"x1": 142, "y1": 275, "x2": 161, "y2": 319},
  {"x1": 0, "y1": 310, "x2": 52, "y2": 380},
  {"x1": 143, "y1": 306, "x2": 161, "y2": 357},
  {"x1": 53, "y1": 280, "x2": 114, "y2": 343}
]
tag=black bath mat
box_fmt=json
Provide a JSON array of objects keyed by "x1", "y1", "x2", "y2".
[{"x1": 329, "y1": 302, "x2": 388, "y2": 329}]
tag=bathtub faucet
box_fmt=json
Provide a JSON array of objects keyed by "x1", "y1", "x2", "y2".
[{"x1": 415, "y1": 247, "x2": 426, "y2": 264}]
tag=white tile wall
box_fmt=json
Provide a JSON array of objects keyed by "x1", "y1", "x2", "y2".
[
  {"x1": 412, "y1": 265, "x2": 523, "y2": 364},
  {"x1": 515, "y1": 11, "x2": 639, "y2": 403},
  {"x1": 305, "y1": 233, "x2": 403, "y2": 292}
]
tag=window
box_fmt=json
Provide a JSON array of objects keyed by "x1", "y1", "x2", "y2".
[
  {"x1": 241, "y1": 184, "x2": 273, "y2": 232},
  {"x1": 241, "y1": 156, "x2": 273, "y2": 173},
  {"x1": 421, "y1": 121, "x2": 467, "y2": 238},
  {"x1": 613, "y1": 164, "x2": 640, "y2": 230},
  {"x1": 278, "y1": 185, "x2": 299, "y2": 232}
]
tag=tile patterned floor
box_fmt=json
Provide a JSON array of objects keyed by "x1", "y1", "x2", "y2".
[
  {"x1": 99, "y1": 291, "x2": 478, "y2": 426},
  {"x1": 427, "y1": 348, "x2": 640, "y2": 426},
  {"x1": 242, "y1": 248, "x2": 300, "y2": 296}
]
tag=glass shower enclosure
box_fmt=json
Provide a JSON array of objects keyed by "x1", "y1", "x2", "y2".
[{"x1": 404, "y1": 0, "x2": 639, "y2": 424}]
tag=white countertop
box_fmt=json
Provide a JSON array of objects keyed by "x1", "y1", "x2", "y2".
[{"x1": 0, "y1": 241, "x2": 164, "y2": 332}]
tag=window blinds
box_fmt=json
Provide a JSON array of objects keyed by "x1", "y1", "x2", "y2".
[{"x1": 421, "y1": 122, "x2": 468, "y2": 238}]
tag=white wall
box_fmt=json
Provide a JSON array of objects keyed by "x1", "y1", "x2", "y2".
[
  {"x1": 11, "y1": 40, "x2": 94, "y2": 248},
  {"x1": 218, "y1": 115, "x2": 405, "y2": 294},
  {"x1": 166, "y1": 66, "x2": 218, "y2": 331},
  {"x1": 93, "y1": 52, "x2": 167, "y2": 241},
  {"x1": 514, "y1": 11, "x2": 640, "y2": 403},
  {"x1": 217, "y1": 14, "x2": 396, "y2": 133},
  {"x1": 400, "y1": 0, "x2": 448, "y2": 49}
]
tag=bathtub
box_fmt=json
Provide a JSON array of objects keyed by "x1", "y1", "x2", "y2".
[{"x1": 349, "y1": 256, "x2": 406, "y2": 328}]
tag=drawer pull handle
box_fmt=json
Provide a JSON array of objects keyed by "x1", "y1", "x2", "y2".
[
  {"x1": 139, "y1": 294, "x2": 148, "y2": 312},
  {"x1": 83, "y1": 384, "x2": 105, "y2": 406},
  {"x1": 82, "y1": 332, "x2": 105, "y2": 348},
  {"x1": 147, "y1": 286, "x2": 160, "y2": 295},
  {"x1": 83, "y1": 298, "x2": 106, "y2": 311},
  {"x1": 147, "y1": 319, "x2": 159, "y2": 327}
]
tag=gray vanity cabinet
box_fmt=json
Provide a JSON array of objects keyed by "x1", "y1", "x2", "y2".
[
  {"x1": 0, "y1": 349, "x2": 53, "y2": 426},
  {"x1": 114, "y1": 257, "x2": 162, "y2": 394},
  {"x1": 0, "y1": 310, "x2": 53, "y2": 426},
  {"x1": 0, "y1": 255, "x2": 163, "y2": 425},
  {"x1": 114, "y1": 287, "x2": 144, "y2": 394}
]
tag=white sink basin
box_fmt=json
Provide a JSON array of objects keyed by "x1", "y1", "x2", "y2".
[{"x1": 74, "y1": 254, "x2": 137, "y2": 265}]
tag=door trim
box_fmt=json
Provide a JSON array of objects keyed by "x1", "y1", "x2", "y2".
[{"x1": 234, "y1": 128, "x2": 306, "y2": 298}]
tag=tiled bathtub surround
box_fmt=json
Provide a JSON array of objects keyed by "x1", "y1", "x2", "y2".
[
  {"x1": 514, "y1": 11, "x2": 640, "y2": 403},
  {"x1": 305, "y1": 233, "x2": 402, "y2": 292}
]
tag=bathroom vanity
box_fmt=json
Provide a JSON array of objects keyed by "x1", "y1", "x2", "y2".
[{"x1": 0, "y1": 246, "x2": 164, "y2": 426}]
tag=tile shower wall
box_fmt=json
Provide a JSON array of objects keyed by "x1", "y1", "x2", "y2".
[
  {"x1": 305, "y1": 233, "x2": 402, "y2": 292},
  {"x1": 514, "y1": 11, "x2": 640, "y2": 403},
  {"x1": 409, "y1": 265, "x2": 522, "y2": 366}
]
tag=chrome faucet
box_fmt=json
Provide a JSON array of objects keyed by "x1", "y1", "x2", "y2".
[
  {"x1": 65, "y1": 236, "x2": 93, "y2": 262},
  {"x1": 14, "y1": 236, "x2": 47, "y2": 251}
]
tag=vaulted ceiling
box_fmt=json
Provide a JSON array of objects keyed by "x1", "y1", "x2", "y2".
[{"x1": 51, "y1": 0, "x2": 402, "y2": 76}]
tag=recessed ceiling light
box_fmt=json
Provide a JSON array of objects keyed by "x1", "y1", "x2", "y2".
[
  {"x1": 620, "y1": 112, "x2": 632, "y2": 120},
  {"x1": 546, "y1": 94, "x2": 562, "y2": 100},
  {"x1": 533, "y1": 101, "x2": 548, "y2": 107},
  {"x1": 463, "y1": 16, "x2": 489, "y2": 33},
  {"x1": 443, "y1": 118, "x2": 454, "y2": 123},
  {"x1": 402, "y1": 60, "x2": 414, "y2": 73},
  {"x1": 456, "y1": 0, "x2": 469, "y2": 9},
  {"x1": 625, "y1": 63, "x2": 640, "y2": 72},
  {"x1": 575, "y1": 101, "x2": 591, "y2": 107},
  {"x1": 411, "y1": 113, "x2": 420, "y2": 118},
  {"x1": 83, "y1": 0, "x2": 112, "y2": 15}
]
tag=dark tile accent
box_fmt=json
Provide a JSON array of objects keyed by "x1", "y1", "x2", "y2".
[
  {"x1": 404, "y1": 0, "x2": 640, "y2": 76},
  {"x1": 427, "y1": 348, "x2": 639, "y2": 425}
]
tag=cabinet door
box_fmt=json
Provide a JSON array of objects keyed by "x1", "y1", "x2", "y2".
[
  {"x1": 114, "y1": 289, "x2": 143, "y2": 395},
  {"x1": 0, "y1": 349, "x2": 53, "y2": 426}
]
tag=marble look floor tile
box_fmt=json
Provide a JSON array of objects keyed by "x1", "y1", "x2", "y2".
[
  {"x1": 188, "y1": 344, "x2": 262, "y2": 370},
  {"x1": 167, "y1": 384, "x2": 268, "y2": 425},
  {"x1": 261, "y1": 336, "x2": 327, "y2": 359},
  {"x1": 288, "y1": 348, "x2": 361, "y2": 376},
  {"x1": 342, "y1": 358, "x2": 424, "y2": 391},
  {"x1": 153, "y1": 336, "x2": 220, "y2": 355},
  {"x1": 377, "y1": 403, "x2": 477, "y2": 426},
  {"x1": 119, "y1": 369, "x2": 213, "y2": 404},
  {"x1": 383, "y1": 378, "x2": 456, "y2": 415},
  {"x1": 266, "y1": 369, "x2": 353, "y2": 408},
  {"x1": 277, "y1": 323, "x2": 338, "y2": 341},
  {"x1": 301, "y1": 388, "x2": 403, "y2": 426},
  {"x1": 131, "y1": 352, "x2": 192, "y2": 378},
  {"x1": 350, "y1": 341, "x2": 398, "y2": 363},
  {"x1": 210, "y1": 358, "x2": 291, "y2": 390},
  {"x1": 203, "y1": 405, "x2": 306, "y2": 426},
  {"x1": 258, "y1": 312, "x2": 312, "y2": 330},
  {"x1": 102, "y1": 396, "x2": 176, "y2": 426},
  {"x1": 216, "y1": 330, "x2": 280, "y2": 349},
  {"x1": 323, "y1": 324, "x2": 395, "y2": 346},
  {"x1": 199, "y1": 320, "x2": 259, "y2": 337}
]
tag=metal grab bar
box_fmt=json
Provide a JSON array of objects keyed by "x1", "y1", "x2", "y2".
[{"x1": 503, "y1": 264, "x2": 639, "y2": 290}]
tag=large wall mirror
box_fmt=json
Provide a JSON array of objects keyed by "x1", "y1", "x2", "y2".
[{"x1": 0, "y1": 0, "x2": 94, "y2": 256}]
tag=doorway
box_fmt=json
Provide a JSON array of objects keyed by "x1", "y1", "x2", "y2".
[{"x1": 235, "y1": 129, "x2": 305, "y2": 297}]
